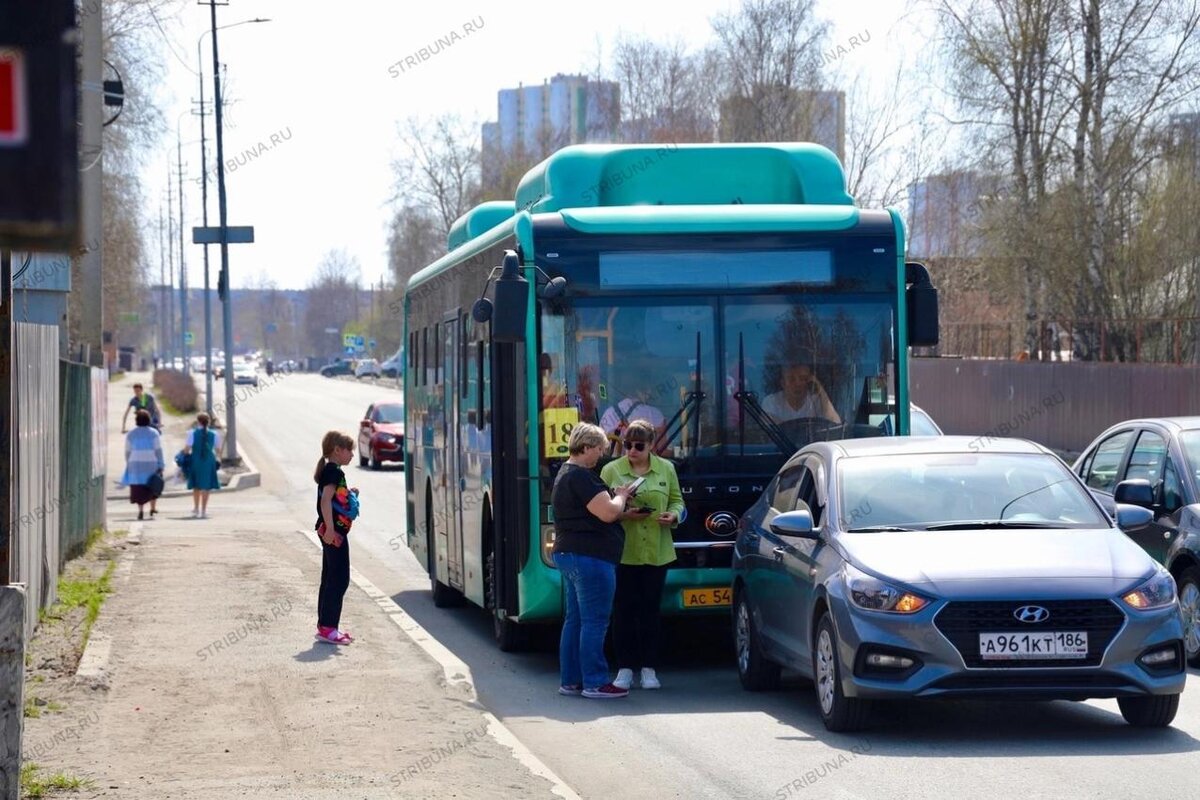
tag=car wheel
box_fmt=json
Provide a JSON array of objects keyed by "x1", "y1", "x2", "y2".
[
  {"x1": 734, "y1": 590, "x2": 780, "y2": 691},
  {"x1": 813, "y1": 612, "x2": 871, "y2": 732},
  {"x1": 358, "y1": 455, "x2": 368, "y2": 468},
  {"x1": 370, "y1": 450, "x2": 381, "y2": 470},
  {"x1": 1117, "y1": 693, "x2": 1180, "y2": 727},
  {"x1": 1178, "y1": 566, "x2": 1200, "y2": 667}
]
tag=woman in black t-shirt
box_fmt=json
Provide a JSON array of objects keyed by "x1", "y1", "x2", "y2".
[
  {"x1": 551, "y1": 422, "x2": 639, "y2": 699},
  {"x1": 313, "y1": 431, "x2": 357, "y2": 645}
]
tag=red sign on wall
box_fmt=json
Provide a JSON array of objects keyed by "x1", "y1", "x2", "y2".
[{"x1": 0, "y1": 49, "x2": 28, "y2": 146}]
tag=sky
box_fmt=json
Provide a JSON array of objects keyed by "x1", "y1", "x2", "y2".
[{"x1": 141, "y1": 0, "x2": 922, "y2": 291}]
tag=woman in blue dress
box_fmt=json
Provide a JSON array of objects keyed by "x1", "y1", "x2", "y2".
[{"x1": 185, "y1": 412, "x2": 222, "y2": 518}]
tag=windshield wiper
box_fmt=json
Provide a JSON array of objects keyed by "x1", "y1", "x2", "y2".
[
  {"x1": 733, "y1": 333, "x2": 796, "y2": 456},
  {"x1": 922, "y1": 520, "x2": 1076, "y2": 531},
  {"x1": 655, "y1": 331, "x2": 705, "y2": 461},
  {"x1": 845, "y1": 525, "x2": 923, "y2": 532}
]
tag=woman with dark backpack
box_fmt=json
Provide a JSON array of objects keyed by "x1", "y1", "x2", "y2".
[{"x1": 185, "y1": 412, "x2": 222, "y2": 518}]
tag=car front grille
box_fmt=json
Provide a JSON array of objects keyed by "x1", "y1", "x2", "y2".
[{"x1": 933, "y1": 599, "x2": 1125, "y2": 668}]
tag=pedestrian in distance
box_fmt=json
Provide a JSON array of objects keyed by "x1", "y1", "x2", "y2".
[
  {"x1": 551, "y1": 422, "x2": 640, "y2": 699},
  {"x1": 314, "y1": 431, "x2": 360, "y2": 645},
  {"x1": 600, "y1": 419, "x2": 685, "y2": 691},
  {"x1": 184, "y1": 412, "x2": 222, "y2": 518},
  {"x1": 121, "y1": 382, "x2": 162, "y2": 432},
  {"x1": 120, "y1": 409, "x2": 164, "y2": 520}
]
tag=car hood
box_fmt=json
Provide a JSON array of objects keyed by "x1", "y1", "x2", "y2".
[
  {"x1": 838, "y1": 527, "x2": 1155, "y2": 598},
  {"x1": 370, "y1": 423, "x2": 404, "y2": 436}
]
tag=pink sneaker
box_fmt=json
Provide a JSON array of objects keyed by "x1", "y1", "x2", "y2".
[{"x1": 582, "y1": 682, "x2": 629, "y2": 699}]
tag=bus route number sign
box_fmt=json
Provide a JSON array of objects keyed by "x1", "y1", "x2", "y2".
[{"x1": 543, "y1": 407, "x2": 579, "y2": 457}]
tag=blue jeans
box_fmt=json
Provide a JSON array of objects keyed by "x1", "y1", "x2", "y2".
[{"x1": 553, "y1": 552, "x2": 617, "y2": 690}]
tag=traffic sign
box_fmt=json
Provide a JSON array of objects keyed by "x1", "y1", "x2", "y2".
[
  {"x1": 0, "y1": 49, "x2": 28, "y2": 146},
  {"x1": 369, "y1": 339, "x2": 377, "y2": 348},
  {"x1": 184, "y1": 331, "x2": 194, "y2": 345},
  {"x1": 265, "y1": 322, "x2": 278, "y2": 333},
  {"x1": 118, "y1": 311, "x2": 140, "y2": 324},
  {"x1": 192, "y1": 225, "x2": 255, "y2": 244},
  {"x1": 325, "y1": 327, "x2": 339, "y2": 334},
  {"x1": 343, "y1": 333, "x2": 355, "y2": 348}
]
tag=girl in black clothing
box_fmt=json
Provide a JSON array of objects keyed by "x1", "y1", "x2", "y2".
[{"x1": 314, "y1": 431, "x2": 357, "y2": 645}]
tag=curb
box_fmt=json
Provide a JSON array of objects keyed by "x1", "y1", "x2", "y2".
[
  {"x1": 296, "y1": 528, "x2": 581, "y2": 800},
  {"x1": 76, "y1": 525, "x2": 143, "y2": 687}
]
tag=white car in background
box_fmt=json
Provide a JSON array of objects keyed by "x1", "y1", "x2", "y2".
[
  {"x1": 232, "y1": 361, "x2": 259, "y2": 387},
  {"x1": 355, "y1": 358, "x2": 382, "y2": 379}
]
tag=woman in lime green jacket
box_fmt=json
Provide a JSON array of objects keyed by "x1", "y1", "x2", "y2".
[{"x1": 600, "y1": 419, "x2": 686, "y2": 690}]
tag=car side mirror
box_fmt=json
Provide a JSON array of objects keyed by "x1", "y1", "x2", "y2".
[
  {"x1": 1115, "y1": 504, "x2": 1153, "y2": 532},
  {"x1": 1114, "y1": 479, "x2": 1153, "y2": 508},
  {"x1": 769, "y1": 509, "x2": 819, "y2": 540}
]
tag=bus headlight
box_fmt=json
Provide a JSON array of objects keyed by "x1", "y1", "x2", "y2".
[{"x1": 541, "y1": 525, "x2": 556, "y2": 567}]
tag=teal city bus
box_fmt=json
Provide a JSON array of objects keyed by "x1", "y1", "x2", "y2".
[{"x1": 403, "y1": 143, "x2": 938, "y2": 649}]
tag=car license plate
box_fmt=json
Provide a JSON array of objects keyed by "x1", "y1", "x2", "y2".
[
  {"x1": 978, "y1": 631, "x2": 1088, "y2": 660},
  {"x1": 682, "y1": 587, "x2": 732, "y2": 608}
]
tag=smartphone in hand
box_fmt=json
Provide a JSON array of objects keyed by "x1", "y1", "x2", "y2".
[{"x1": 626, "y1": 476, "x2": 646, "y2": 494}]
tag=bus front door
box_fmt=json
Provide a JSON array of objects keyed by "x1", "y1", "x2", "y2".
[{"x1": 442, "y1": 312, "x2": 464, "y2": 590}]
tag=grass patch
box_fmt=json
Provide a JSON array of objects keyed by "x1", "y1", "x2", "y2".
[
  {"x1": 20, "y1": 763, "x2": 92, "y2": 798},
  {"x1": 57, "y1": 560, "x2": 116, "y2": 649}
]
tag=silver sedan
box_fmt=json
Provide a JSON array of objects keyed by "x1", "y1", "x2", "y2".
[{"x1": 732, "y1": 436, "x2": 1187, "y2": 731}]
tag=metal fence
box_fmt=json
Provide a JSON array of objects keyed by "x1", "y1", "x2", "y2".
[
  {"x1": 937, "y1": 318, "x2": 1200, "y2": 364},
  {"x1": 911, "y1": 357, "x2": 1200, "y2": 456},
  {"x1": 11, "y1": 322, "x2": 60, "y2": 637},
  {"x1": 59, "y1": 360, "x2": 105, "y2": 564}
]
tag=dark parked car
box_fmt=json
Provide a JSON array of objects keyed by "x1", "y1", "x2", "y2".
[
  {"x1": 1073, "y1": 417, "x2": 1200, "y2": 666},
  {"x1": 320, "y1": 358, "x2": 354, "y2": 377},
  {"x1": 358, "y1": 400, "x2": 404, "y2": 470},
  {"x1": 733, "y1": 436, "x2": 1185, "y2": 731}
]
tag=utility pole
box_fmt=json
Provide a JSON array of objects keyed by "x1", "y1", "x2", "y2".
[
  {"x1": 166, "y1": 174, "x2": 176, "y2": 369},
  {"x1": 77, "y1": 0, "x2": 103, "y2": 366},
  {"x1": 208, "y1": 0, "x2": 240, "y2": 464},
  {"x1": 196, "y1": 89, "x2": 214, "y2": 415},
  {"x1": 176, "y1": 134, "x2": 189, "y2": 375},
  {"x1": 158, "y1": 204, "x2": 167, "y2": 364}
]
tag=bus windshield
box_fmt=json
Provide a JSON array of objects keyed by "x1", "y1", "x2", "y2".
[{"x1": 540, "y1": 296, "x2": 894, "y2": 464}]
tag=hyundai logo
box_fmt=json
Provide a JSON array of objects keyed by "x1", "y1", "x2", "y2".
[
  {"x1": 1013, "y1": 605, "x2": 1050, "y2": 624},
  {"x1": 705, "y1": 512, "x2": 738, "y2": 537}
]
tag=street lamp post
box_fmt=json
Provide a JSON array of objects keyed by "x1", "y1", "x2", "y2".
[{"x1": 175, "y1": 118, "x2": 190, "y2": 376}]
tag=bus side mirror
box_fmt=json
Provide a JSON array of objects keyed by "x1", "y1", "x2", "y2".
[
  {"x1": 491, "y1": 250, "x2": 528, "y2": 343},
  {"x1": 905, "y1": 261, "x2": 939, "y2": 347}
]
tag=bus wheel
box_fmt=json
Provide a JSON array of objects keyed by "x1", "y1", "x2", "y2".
[{"x1": 494, "y1": 613, "x2": 525, "y2": 652}]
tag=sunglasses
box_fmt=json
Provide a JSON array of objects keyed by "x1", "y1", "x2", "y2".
[{"x1": 622, "y1": 441, "x2": 648, "y2": 452}]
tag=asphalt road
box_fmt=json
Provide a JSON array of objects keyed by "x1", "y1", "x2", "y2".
[{"x1": 236, "y1": 371, "x2": 1200, "y2": 799}]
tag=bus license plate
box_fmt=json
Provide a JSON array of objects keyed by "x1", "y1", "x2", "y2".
[
  {"x1": 979, "y1": 631, "x2": 1088, "y2": 660},
  {"x1": 682, "y1": 587, "x2": 732, "y2": 608}
]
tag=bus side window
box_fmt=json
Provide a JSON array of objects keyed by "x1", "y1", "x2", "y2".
[
  {"x1": 460, "y1": 314, "x2": 469, "y2": 399},
  {"x1": 476, "y1": 341, "x2": 484, "y2": 427},
  {"x1": 421, "y1": 327, "x2": 428, "y2": 387},
  {"x1": 434, "y1": 322, "x2": 442, "y2": 385}
]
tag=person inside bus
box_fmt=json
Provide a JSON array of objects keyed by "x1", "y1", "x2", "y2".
[
  {"x1": 760, "y1": 361, "x2": 841, "y2": 425},
  {"x1": 600, "y1": 419, "x2": 685, "y2": 691},
  {"x1": 600, "y1": 385, "x2": 667, "y2": 442}
]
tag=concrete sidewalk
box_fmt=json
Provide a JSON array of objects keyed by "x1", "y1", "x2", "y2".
[{"x1": 18, "y1": 374, "x2": 561, "y2": 798}]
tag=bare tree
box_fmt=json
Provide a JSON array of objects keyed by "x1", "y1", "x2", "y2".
[
  {"x1": 606, "y1": 34, "x2": 717, "y2": 142},
  {"x1": 303, "y1": 249, "x2": 361, "y2": 356},
  {"x1": 710, "y1": 0, "x2": 830, "y2": 142},
  {"x1": 393, "y1": 114, "x2": 482, "y2": 237}
]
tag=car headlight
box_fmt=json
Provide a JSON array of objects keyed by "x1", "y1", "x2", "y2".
[
  {"x1": 845, "y1": 563, "x2": 930, "y2": 614},
  {"x1": 1121, "y1": 571, "x2": 1177, "y2": 610}
]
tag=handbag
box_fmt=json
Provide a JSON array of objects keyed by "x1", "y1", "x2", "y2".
[
  {"x1": 146, "y1": 471, "x2": 165, "y2": 498},
  {"x1": 175, "y1": 450, "x2": 191, "y2": 472}
]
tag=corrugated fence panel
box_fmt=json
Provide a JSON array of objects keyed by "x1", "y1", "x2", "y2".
[
  {"x1": 59, "y1": 361, "x2": 102, "y2": 564},
  {"x1": 912, "y1": 358, "x2": 1200, "y2": 456},
  {"x1": 12, "y1": 323, "x2": 61, "y2": 637}
]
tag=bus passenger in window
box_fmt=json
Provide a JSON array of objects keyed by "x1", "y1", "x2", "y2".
[
  {"x1": 600, "y1": 419, "x2": 685, "y2": 691},
  {"x1": 600, "y1": 390, "x2": 666, "y2": 440},
  {"x1": 761, "y1": 362, "x2": 841, "y2": 424},
  {"x1": 539, "y1": 352, "x2": 568, "y2": 409}
]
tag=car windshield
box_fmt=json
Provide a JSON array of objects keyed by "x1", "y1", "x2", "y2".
[
  {"x1": 1181, "y1": 429, "x2": 1200, "y2": 488},
  {"x1": 373, "y1": 403, "x2": 404, "y2": 424},
  {"x1": 838, "y1": 452, "x2": 1108, "y2": 531}
]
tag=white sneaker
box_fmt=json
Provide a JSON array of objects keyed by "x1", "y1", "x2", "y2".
[
  {"x1": 640, "y1": 668, "x2": 661, "y2": 690},
  {"x1": 613, "y1": 668, "x2": 634, "y2": 690}
]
